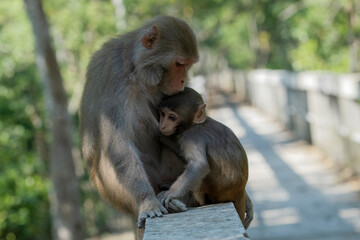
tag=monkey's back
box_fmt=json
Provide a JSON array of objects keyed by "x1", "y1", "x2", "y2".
[{"x1": 181, "y1": 117, "x2": 248, "y2": 196}]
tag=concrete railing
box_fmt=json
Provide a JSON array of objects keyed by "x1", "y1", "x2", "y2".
[
  {"x1": 143, "y1": 203, "x2": 249, "y2": 240},
  {"x1": 206, "y1": 69, "x2": 360, "y2": 175}
]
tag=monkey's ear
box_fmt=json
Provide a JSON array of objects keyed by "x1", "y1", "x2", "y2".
[
  {"x1": 141, "y1": 26, "x2": 159, "y2": 49},
  {"x1": 193, "y1": 104, "x2": 207, "y2": 124}
]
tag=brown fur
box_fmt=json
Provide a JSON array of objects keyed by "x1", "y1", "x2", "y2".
[
  {"x1": 79, "y1": 16, "x2": 198, "y2": 239},
  {"x1": 159, "y1": 87, "x2": 253, "y2": 229}
]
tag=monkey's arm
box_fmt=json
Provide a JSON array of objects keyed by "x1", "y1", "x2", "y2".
[
  {"x1": 106, "y1": 134, "x2": 168, "y2": 228},
  {"x1": 160, "y1": 141, "x2": 210, "y2": 209}
]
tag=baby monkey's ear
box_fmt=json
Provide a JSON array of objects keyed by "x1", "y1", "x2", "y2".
[{"x1": 193, "y1": 104, "x2": 207, "y2": 124}]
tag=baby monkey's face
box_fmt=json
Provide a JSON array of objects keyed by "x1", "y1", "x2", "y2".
[{"x1": 159, "y1": 107, "x2": 180, "y2": 136}]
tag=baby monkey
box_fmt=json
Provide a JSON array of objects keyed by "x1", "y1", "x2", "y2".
[{"x1": 159, "y1": 87, "x2": 251, "y2": 228}]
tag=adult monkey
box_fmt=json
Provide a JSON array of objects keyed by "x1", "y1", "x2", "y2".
[{"x1": 80, "y1": 16, "x2": 198, "y2": 238}]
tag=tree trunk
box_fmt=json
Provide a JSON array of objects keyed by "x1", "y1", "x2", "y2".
[
  {"x1": 111, "y1": 0, "x2": 126, "y2": 32},
  {"x1": 23, "y1": 0, "x2": 84, "y2": 239},
  {"x1": 348, "y1": 0, "x2": 360, "y2": 72}
]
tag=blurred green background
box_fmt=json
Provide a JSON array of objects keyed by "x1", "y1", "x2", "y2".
[{"x1": 0, "y1": 0, "x2": 359, "y2": 239}]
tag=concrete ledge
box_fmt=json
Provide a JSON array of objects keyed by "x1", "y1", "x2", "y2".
[{"x1": 143, "y1": 202, "x2": 249, "y2": 240}]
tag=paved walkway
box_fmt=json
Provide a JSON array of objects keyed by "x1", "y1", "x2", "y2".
[
  {"x1": 90, "y1": 93, "x2": 360, "y2": 240},
  {"x1": 208, "y1": 93, "x2": 360, "y2": 240}
]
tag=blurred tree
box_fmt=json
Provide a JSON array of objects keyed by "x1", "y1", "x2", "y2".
[
  {"x1": 23, "y1": 0, "x2": 84, "y2": 239},
  {"x1": 112, "y1": 0, "x2": 127, "y2": 32},
  {"x1": 288, "y1": 1, "x2": 350, "y2": 71},
  {"x1": 345, "y1": 0, "x2": 360, "y2": 72}
]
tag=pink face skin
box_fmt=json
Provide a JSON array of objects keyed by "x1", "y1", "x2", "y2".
[
  {"x1": 159, "y1": 107, "x2": 180, "y2": 136},
  {"x1": 159, "y1": 58, "x2": 195, "y2": 95}
]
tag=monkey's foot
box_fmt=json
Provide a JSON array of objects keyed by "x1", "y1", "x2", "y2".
[{"x1": 137, "y1": 198, "x2": 168, "y2": 228}]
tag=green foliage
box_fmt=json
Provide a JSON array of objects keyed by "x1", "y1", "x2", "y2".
[
  {"x1": 0, "y1": 151, "x2": 51, "y2": 240},
  {"x1": 287, "y1": 1, "x2": 352, "y2": 72},
  {"x1": 0, "y1": 1, "x2": 51, "y2": 239}
]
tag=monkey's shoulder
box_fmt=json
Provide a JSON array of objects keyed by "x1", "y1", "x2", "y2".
[
  {"x1": 181, "y1": 117, "x2": 238, "y2": 142},
  {"x1": 186, "y1": 117, "x2": 243, "y2": 150},
  {"x1": 88, "y1": 34, "x2": 136, "y2": 81}
]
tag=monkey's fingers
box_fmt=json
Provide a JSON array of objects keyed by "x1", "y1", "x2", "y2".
[
  {"x1": 164, "y1": 198, "x2": 172, "y2": 210},
  {"x1": 148, "y1": 211, "x2": 156, "y2": 218},
  {"x1": 137, "y1": 212, "x2": 149, "y2": 228},
  {"x1": 165, "y1": 199, "x2": 187, "y2": 213},
  {"x1": 162, "y1": 197, "x2": 187, "y2": 213},
  {"x1": 160, "y1": 197, "x2": 166, "y2": 208},
  {"x1": 159, "y1": 204, "x2": 169, "y2": 215},
  {"x1": 170, "y1": 199, "x2": 187, "y2": 212},
  {"x1": 156, "y1": 191, "x2": 166, "y2": 201}
]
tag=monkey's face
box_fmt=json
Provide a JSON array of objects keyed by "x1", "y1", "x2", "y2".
[
  {"x1": 159, "y1": 58, "x2": 194, "y2": 95},
  {"x1": 159, "y1": 107, "x2": 181, "y2": 136}
]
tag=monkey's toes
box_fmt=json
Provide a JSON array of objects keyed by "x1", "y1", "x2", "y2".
[
  {"x1": 137, "y1": 205, "x2": 169, "y2": 228},
  {"x1": 137, "y1": 212, "x2": 148, "y2": 228}
]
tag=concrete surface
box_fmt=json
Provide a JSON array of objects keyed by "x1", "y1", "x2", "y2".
[
  {"x1": 88, "y1": 94, "x2": 360, "y2": 240},
  {"x1": 143, "y1": 202, "x2": 248, "y2": 240}
]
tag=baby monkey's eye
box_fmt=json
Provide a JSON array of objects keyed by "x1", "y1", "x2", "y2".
[
  {"x1": 169, "y1": 114, "x2": 177, "y2": 122},
  {"x1": 159, "y1": 109, "x2": 165, "y2": 117}
]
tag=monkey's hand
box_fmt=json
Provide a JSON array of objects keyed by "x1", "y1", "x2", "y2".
[
  {"x1": 137, "y1": 197, "x2": 168, "y2": 228},
  {"x1": 157, "y1": 190, "x2": 187, "y2": 213}
]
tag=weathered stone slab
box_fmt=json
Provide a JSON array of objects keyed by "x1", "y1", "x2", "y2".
[{"x1": 143, "y1": 202, "x2": 249, "y2": 240}]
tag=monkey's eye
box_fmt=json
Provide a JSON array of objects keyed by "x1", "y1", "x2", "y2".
[
  {"x1": 169, "y1": 114, "x2": 177, "y2": 122},
  {"x1": 175, "y1": 61, "x2": 185, "y2": 68},
  {"x1": 159, "y1": 110, "x2": 165, "y2": 117}
]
